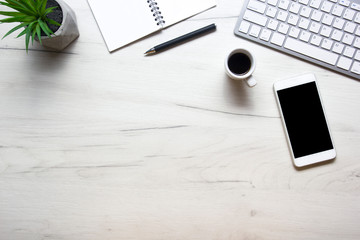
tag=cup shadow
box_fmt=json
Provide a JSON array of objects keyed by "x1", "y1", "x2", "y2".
[{"x1": 223, "y1": 74, "x2": 251, "y2": 107}]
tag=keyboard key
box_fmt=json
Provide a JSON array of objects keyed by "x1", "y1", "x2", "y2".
[
  {"x1": 310, "y1": 0, "x2": 322, "y2": 9},
  {"x1": 299, "y1": 18, "x2": 310, "y2": 29},
  {"x1": 321, "y1": 1, "x2": 334, "y2": 13},
  {"x1": 300, "y1": 31, "x2": 311, "y2": 42},
  {"x1": 279, "y1": 0, "x2": 290, "y2": 10},
  {"x1": 350, "y1": 61, "x2": 360, "y2": 74},
  {"x1": 351, "y1": 3, "x2": 360, "y2": 11},
  {"x1": 278, "y1": 23, "x2": 290, "y2": 34},
  {"x1": 333, "y1": 42, "x2": 345, "y2": 53},
  {"x1": 266, "y1": 6, "x2": 278, "y2": 17},
  {"x1": 337, "y1": 56, "x2": 352, "y2": 70},
  {"x1": 343, "y1": 9, "x2": 356, "y2": 20},
  {"x1": 260, "y1": 29, "x2": 272, "y2": 41},
  {"x1": 332, "y1": 5, "x2": 345, "y2": 16},
  {"x1": 243, "y1": 10, "x2": 268, "y2": 26},
  {"x1": 322, "y1": 14, "x2": 334, "y2": 25},
  {"x1": 289, "y1": 27, "x2": 301, "y2": 38},
  {"x1": 299, "y1": 0, "x2": 309, "y2": 5},
  {"x1": 355, "y1": 50, "x2": 360, "y2": 60},
  {"x1": 288, "y1": 14, "x2": 299, "y2": 25},
  {"x1": 355, "y1": 13, "x2": 360, "y2": 24},
  {"x1": 239, "y1": 21, "x2": 251, "y2": 34},
  {"x1": 267, "y1": 19, "x2": 279, "y2": 30},
  {"x1": 289, "y1": 2, "x2": 301, "y2": 14},
  {"x1": 250, "y1": 25, "x2": 262, "y2": 37},
  {"x1": 311, "y1": 10, "x2": 323, "y2": 21},
  {"x1": 344, "y1": 22, "x2": 356, "y2": 33},
  {"x1": 310, "y1": 35, "x2": 322, "y2": 46},
  {"x1": 309, "y1": 22, "x2": 321, "y2": 33},
  {"x1": 248, "y1": 0, "x2": 267, "y2": 14},
  {"x1": 277, "y1": 10, "x2": 288, "y2": 21},
  {"x1": 271, "y1": 32, "x2": 286, "y2": 46},
  {"x1": 300, "y1": 6, "x2": 312, "y2": 17},
  {"x1": 268, "y1": 0, "x2": 278, "y2": 6},
  {"x1": 354, "y1": 37, "x2": 360, "y2": 48},
  {"x1": 321, "y1": 39, "x2": 334, "y2": 50},
  {"x1": 343, "y1": 46, "x2": 355, "y2": 57},
  {"x1": 284, "y1": 37, "x2": 339, "y2": 65},
  {"x1": 339, "y1": 0, "x2": 350, "y2": 7},
  {"x1": 342, "y1": 33, "x2": 354, "y2": 45},
  {"x1": 356, "y1": 26, "x2": 360, "y2": 36},
  {"x1": 331, "y1": 29, "x2": 343, "y2": 41},
  {"x1": 320, "y1": 26, "x2": 332, "y2": 37},
  {"x1": 333, "y1": 18, "x2": 345, "y2": 29}
]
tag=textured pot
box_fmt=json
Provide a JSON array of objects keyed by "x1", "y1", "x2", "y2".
[{"x1": 41, "y1": 0, "x2": 79, "y2": 51}]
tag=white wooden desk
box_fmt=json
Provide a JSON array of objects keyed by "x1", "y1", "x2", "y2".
[{"x1": 1, "y1": 1, "x2": 360, "y2": 239}]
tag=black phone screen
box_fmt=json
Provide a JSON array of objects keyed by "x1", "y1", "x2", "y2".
[{"x1": 277, "y1": 82, "x2": 333, "y2": 158}]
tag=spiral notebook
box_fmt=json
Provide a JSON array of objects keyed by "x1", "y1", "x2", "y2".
[{"x1": 88, "y1": 0, "x2": 216, "y2": 52}]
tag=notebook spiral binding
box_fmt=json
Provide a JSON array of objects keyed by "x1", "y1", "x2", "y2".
[{"x1": 147, "y1": 0, "x2": 165, "y2": 26}]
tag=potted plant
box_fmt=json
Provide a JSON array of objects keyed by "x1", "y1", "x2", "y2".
[{"x1": 0, "y1": 0, "x2": 79, "y2": 51}]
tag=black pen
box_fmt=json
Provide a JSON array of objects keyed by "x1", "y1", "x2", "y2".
[{"x1": 145, "y1": 23, "x2": 216, "y2": 55}]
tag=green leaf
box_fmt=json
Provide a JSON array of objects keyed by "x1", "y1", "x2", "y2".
[
  {"x1": 0, "y1": 11, "x2": 26, "y2": 17},
  {"x1": 0, "y1": 2, "x2": 33, "y2": 16},
  {"x1": 35, "y1": 0, "x2": 48, "y2": 14},
  {"x1": 20, "y1": 0, "x2": 37, "y2": 14},
  {"x1": 35, "y1": 0, "x2": 42, "y2": 11},
  {"x1": 38, "y1": 18, "x2": 52, "y2": 37},
  {"x1": 2, "y1": 0, "x2": 35, "y2": 15},
  {"x1": 31, "y1": 24, "x2": 36, "y2": 44},
  {"x1": 0, "y1": 16, "x2": 37, "y2": 23},
  {"x1": 46, "y1": 18, "x2": 60, "y2": 26},
  {"x1": 29, "y1": 20, "x2": 37, "y2": 44},
  {"x1": 35, "y1": 23, "x2": 42, "y2": 45},
  {"x1": 43, "y1": 6, "x2": 57, "y2": 16},
  {"x1": 2, "y1": 22, "x2": 28, "y2": 39},
  {"x1": 25, "y1": 32, "x2": 30, "y2": 52},
  {"x1": 25, "y1": 21, "x2": 35, "y2": 52},
  {"x1": 40, "y1": 0, "x2": 48, "y2": 14},
  {"x1": 1, "y1": 0, "x2": 23, "y2": 10},
  {"x1": 16, "y1": 27, "x2": 27, "y2": 38}
]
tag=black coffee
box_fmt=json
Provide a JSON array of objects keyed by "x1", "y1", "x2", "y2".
[{"x1": 228, "y1": 52, "x2": 251, "y2": 75}]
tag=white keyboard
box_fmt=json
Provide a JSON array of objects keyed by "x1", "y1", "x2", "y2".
[{"x1": 234, "y1": 0, "x2": 360, "y2": 80}]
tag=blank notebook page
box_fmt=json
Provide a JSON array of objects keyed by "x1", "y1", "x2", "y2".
[
  {"x1": 157, "y1": 0, "x2": 216, "y2": 27},
  {"x1": 88, "y1": 0, "x2": 161, "y2": 52}
]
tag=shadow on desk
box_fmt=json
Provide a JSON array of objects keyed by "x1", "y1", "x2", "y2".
[
  {"x1": 30, "y1": 51, "x2": 74, "y2": 77},
  {"x1": 224, "y1": 75, "x2": 250, "y2": 107}
]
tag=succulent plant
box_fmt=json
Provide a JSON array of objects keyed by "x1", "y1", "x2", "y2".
[{"x1": 0, "y1": 0, "x2": 61, "y2": 52}]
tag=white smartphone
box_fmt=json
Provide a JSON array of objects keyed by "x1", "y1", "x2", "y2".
[{"x1": 273, "y1": 73, "x2": 336, "y2": 167}]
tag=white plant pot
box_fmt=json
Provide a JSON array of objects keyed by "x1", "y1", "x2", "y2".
[{"x1": 41, "y1": 0, "x2": 79, "y2": 51}]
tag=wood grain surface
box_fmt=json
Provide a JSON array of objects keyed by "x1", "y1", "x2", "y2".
[{"x1": 0, "y1": 0, "x2": 359, "y2": 239}]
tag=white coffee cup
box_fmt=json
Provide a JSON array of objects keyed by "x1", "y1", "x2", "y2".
[{"x1": 224, "y1": 49, "x2": 257, "y2": 87}]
